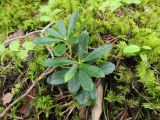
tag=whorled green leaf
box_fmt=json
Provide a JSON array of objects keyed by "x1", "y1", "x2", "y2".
[
  {"x1": 9, "y1": 41, "x2": 20, "y2": 51},
  {"x1": 67, "y1": 11, "x2": 79, "y2": 37},
  {"x1": 68, "y1": 72, "x2": 80, "y2": 94},
  {"x1": 33, "y1": 37, "x2": 60, "y2": 45},
  {"x1": 78, "y1": 30, "x2": 89, "y2": 60},
  {"x1": 89, "y1": 86, "x2": 97, "y2": 100},
  {"x1": 123, "y1": 45, "x2": 140, "y2": 54},
  {"x1": 80, "y1": 63, "x2": 105, "y2": 78},
  {"x1": 67, "y1": 37, "x2": 78, "y2": 44},
  {"x1": 84, "y1": 44, "x2": 112, "y2": 62},
  {"x1": 65, "y1": 64, "x2": 77, "y2": 82},
  {"x1": 0, "y1": 44, "x2": 5, "y2": 53},
  {"x1": 47, "y1": 70, "x2": 67, "y2": 85},
  {"x1": 56, "y1": 20, "x2": 66, "y2": 37},
  {"x1": 54, "y1": 44, "x2": 66, "y2": 56},
  {"x1": 100, "y1": 62, "x2": 115, "y2": 75},
  {"x1": 76, "y1": 89, "x2": 90, "y2": 105},
  {"x1": 79, "y1": 69, "x2": 94, "y2": 91},
  {"x1": 45, "y1": 28, "x2": 64, "y2": 39},
  {"x1": 22, "y1": 41, "x2": 34, "y2": 50},
  {"x1": 43, "y1": 58, "x2": 75, "y2": 67}
]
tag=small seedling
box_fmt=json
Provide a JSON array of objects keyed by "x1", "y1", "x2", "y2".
[{"x1": 34, "y1": 11, "x2": 115, "y2": 105}]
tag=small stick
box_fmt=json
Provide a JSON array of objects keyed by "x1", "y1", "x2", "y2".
[
  {"x1": 3, "y1": 20, "x2": 55, "y2": 46},
  {"x1": 0, "y1": 67, "x2": 55, "y2": 118},
  {"x1": 3, "y1": 30, "x2": 42, "y2": 46}
]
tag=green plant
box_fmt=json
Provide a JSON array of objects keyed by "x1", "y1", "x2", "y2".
[
  {"x1": 11, "y1": 83, "x2": 22, "y2": 95},
  {"x1": 34, "y1": 11, "x2": 115, "y2": 105},
  {"x1": 99, "y1": 0, "x2": 141, "y2": 12},
  {"x1": 39, "y1": 0, "x2": 61, "y2": 22},
  {"x1": 0, "y1": 40, "x2": 34, "y2": 61},
  {"x1": 32, "y1": 96, "x2": 53, "y2": 117}
]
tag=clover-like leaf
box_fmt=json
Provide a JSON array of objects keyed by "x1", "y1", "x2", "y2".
[
  {"x1": 43, "y1": 58, "x2": 75, "y2": 67},
  {"x1": 84, "y1": 44, "x2": 112, "y2": 62},
  {"x1": 123, "y1": 45, "x2": 140, "y2": 54},
  {"x1": 65, "y1": 64, "x2": 77, "y2": 82},
  {"x1": 9, "y1": 41, "x2": 20, "y2": 51},
  {"x1": 22, "y1": 41, "x2": 34, "y2": 50},
  {"x1": 79, "y1": 69, "x2": 94, "y2": 91},
  {"x1": 18, "y1": 50, "x2": 28, "y2": 59}
]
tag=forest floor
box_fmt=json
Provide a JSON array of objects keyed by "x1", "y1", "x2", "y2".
[{"x1": 0, "y1": 0, "x2": 160, "y2": 120}]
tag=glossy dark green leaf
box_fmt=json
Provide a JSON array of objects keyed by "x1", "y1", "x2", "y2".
[
  {"x1": 33, "y1": 37, "x2": 60, "y2": 45},
  {"x1": 100, "y1": 62, "x2": 115, "y2": 75},
  {"x1": 43, "y1": 58, "x2": 75, "y2": 67},
  {"x1": 89, "y1": 86, "x2": 97, "y2": 100},
  {"x1": 79, "y1": 69, "x2": 94, "y2": 91},
  {"x1": 65, "y1": 64, "x2": 77, "y2": 82},
  {"x1": 81, "y1": 63, "x2": 105, "y2": 78},
  {"x1": 78, "y1": 30, "x2": 89, "y2": 60},
  {"x1": 68, "y1": 72, "x2": 80, "y2": 94},
  {"x1": 84, "y1": 44, "x2": 112, "y2": 62},
  {"x1": 67, "y1": 11, "x2": 79, "y2": 37},
  {"x1": 47, "y1": 70, "x2": 66, "y2": 85},
  {"x1": 56, "y1": 20, "x2": 66, "y2": 37},
  {"x1": 45, "y1": 28, "x2": 64, "y2": 39},
  {"x1": 76, "y1": 89, "x2": 90, "y2": 105},
  {"x1": 54, "y1": 44, "x2": 66, "y2": 56},
  {"x1": 67, "y1": 37, "x2": 78, "y2": 44}
]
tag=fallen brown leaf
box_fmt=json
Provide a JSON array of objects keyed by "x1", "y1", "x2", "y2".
[{"x1": 2, "y1": 92, "x2": 13, "y2": 105}]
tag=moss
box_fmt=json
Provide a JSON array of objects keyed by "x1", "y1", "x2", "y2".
[{"x1": 0, "y1": 0, "x2": 42, "y2": 42}]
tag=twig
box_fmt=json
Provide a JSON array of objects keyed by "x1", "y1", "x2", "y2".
[
  {"x1": 3, "y1": 20, "x2": 55, "y2": 46},
  {"x1": 45, "y1": 45, "x2": 54, "y2": 58},
  {"x1": 65, "y1": 53, "x2": 77, "y2": 62},
  {"x1": 91, "y1": 80, "x2": 103, "y2": 120},
  {"x1": 41, "y1": 21, "x2": 55, "y2": 33},
  {"x1": 65, "y1": 107, "x2": 75, "y2": 120},
  {"x1": 3, "y1": 30, "x2": 42, "y2": 46},
  {"x1": 0, "y1": 67, "x2": 55, "y2": 118}
]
